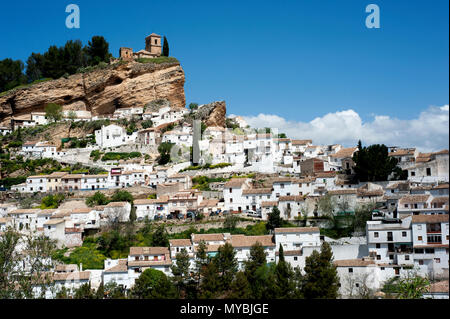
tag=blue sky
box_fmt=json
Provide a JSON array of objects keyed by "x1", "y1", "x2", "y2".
[{"x1": 0, "y1": 0, "x2": 448, "y2": 125}]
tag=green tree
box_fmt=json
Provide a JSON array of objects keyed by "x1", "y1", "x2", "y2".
[
  {"x1": 152, "y1": 224, "x2": 169, "y2": 247},
  {"x1": 45, "y1": 103, "x2": 63, "y2": 122},
  {"x1": 42, "y1": 45, "x2": 65, "y2": 79},
  {"x1": 266, "y1": 206, "x2": 283, "y2": 232},
  {"x1": 86, "y1": 191, "x2": 110, "y2": 207},
  {"x1": 353, "y1": 203, "x2": 376, "y2": 233},
  {"x1": 244, "y1": 242, "x2": 267, "y2": 298},
  {"x1": 318, "y1": 193, "x2": 336, "y2": 218},
  {"x1": 302, "y1": 241, "x2": 340, "y2": 299},
  {"x1": 25, "y1": 53, "x2": 45, "y2": 83},
  {"x1": 0, "y1": 229, "x2": 57, "y2": 298},
  {"x1": 104, "y1": 282, "x2": 127, "y2": 299},
  {"x1": 40, "y1": 194, "x2": 65, "y2": 209},
  {"x1": 396, "y1": 273, "x2": 430, "y2": 299},
  {"x1": 62, "y1": 40, "x2": 87, "y2": 74},
  {"x1": 171, "y1": 249, "x2": 191, "y2": 295},
  {"x1": 141, "y1": 119, "x2": 153, "y2": 129},
  {"x1": 274, "y1": 244, "x2": 296, "y2": 298},
  {"x1": 110, "y1": 190, "x2": 134, "y2": 203},
  {"x1": 131, "y1": 268, "x2": 178, "y2": 299},
  {"x1": 189, "y1": 103, "x2": 199, "y2": 111},
  {"x1": 74, "y1": 283, "x2": 96, "y2": 299},
  {"x1": 129, "y1": 205, "x2": 137, "y2": 222},
  {"x1": 157, "y1": 142, "x2": 174, "y2": 165},
  {"x1": 194, "y1": 240, "x2": 208, "y2": 286},
  {"x1": 215, "y1": 243, "x2": 238, "y2": 291},
  {"x1": 162, "y1": 36, "x2": 169, "y2": 57},
  {"x1": 228, "y1": 271, "x2": 252, "y2": 298},
  {"x1": 0, "y1": 58, "x2": 27, "y2": 92},
  {"x1": 223, "y1": 214, "x2": 238, "y2": 230},
  {"x1": 86, "y1": 36, "x2": 110, "y2": 66},
  {"x1": 199, "y1": 260, "x2": 221, "y2": 298},
  {"x1": 353, "y1": 141, "x2": 399, "y2": 182}
]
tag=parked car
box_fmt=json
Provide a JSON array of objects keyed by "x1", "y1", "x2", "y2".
[
  {"x1": 177, "y1": 213, "x2": 184, "y2": 220},
  {"x1": 222, "y1": 210, "x2": 230, "y2": 216},
  {"x1": 209, "y1": 211, "x2": 219, "y2": 217},
  {"x1": 154, "y1": 215, "x2": 163, "y2": 221},
  {"x1": 166, "y1": 214, "x2": 173, "y2": 220},
  {"x1": 187, "y1": 212, "x2": 196, "y2": 219},
  {"x1": 247, "y1": 210, "x2": 262, "y2": 218}
]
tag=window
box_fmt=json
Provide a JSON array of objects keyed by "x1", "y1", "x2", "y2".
[
  {"x1": 411, "y1": 171, "x2": 415, "y2": 176},
  {"x1": 427, "y1": 235, "x2": 442, "y2": 244},
  {"x1": 434, "y1": 258, "x2": 440, "y2": 263},
  {"x1": 381, "y1": 267, "x2": 385, "y2": 270},
  {"x1": 293, "y1": 257, "x2": 298, "y2": 261},
  {"x1": 418, "y1": 236, "x2": 422, "y2": 241},
  {"x1": 376, "y1": 255, "x2": 381, "y2": 260},
  {"x1": 419, "y1": 260, "x2": 424, "y2": 265},
  {"x1": 426, "y1": 168, "x2": 431, "y2": 176},
  {"x1": 376, "y1": 243, "x2": 381, "y2": 248},
  {"x1": 405, "y1": 255, "x2": 410, "y2": 260},
  {"x1": 374, "y1": 232, "x2": 379, "y2": 238},
  {"x1": 348, "y1": 268, "x2": 353, "y2": 273},
  {"x1": 402, "y1": 231, "x2": 407, "y2": 237}
]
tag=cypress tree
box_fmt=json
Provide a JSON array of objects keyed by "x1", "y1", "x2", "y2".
[
  {"x1": 162, "y1": 36, "x2": 169, "y2": 57},
  {"x1": 274, "y1": 244, "x2": 295, "y2": 298}
]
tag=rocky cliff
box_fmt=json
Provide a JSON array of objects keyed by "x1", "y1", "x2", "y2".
[
  {"x1": 187, "y1": 101, "x2": 227, "y2": 128},
  {"x1": 0, "y1": 60, "x2": 186, "y2": 122}
]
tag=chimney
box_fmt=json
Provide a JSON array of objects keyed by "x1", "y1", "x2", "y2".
[{"x1": 79, "y1": 263, "x2": 83, "y2": 271}]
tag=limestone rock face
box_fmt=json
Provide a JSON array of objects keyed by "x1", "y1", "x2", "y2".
[
  {"x1": 0, "y1": 61, "x2": 185, "y2": 122},
  {"x1": 189, "y1": 101, "x2": 227, "y2": 128}
]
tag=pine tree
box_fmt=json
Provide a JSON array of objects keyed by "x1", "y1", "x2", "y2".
[
  {"x1": 195, "y1": 240, "x2": 208, "y2": 283},
  {"x1": 244, "y1": 242, "x2": 267, "y2": 295},
  {"x1": 274, "y1": 244, "x2": 296, "y2": 298},
  {"x1": 228, "y1": 271, "x2": 252, "y2": 298},
  {"x1": 199, "y1": 261, "x2": 221, "y2": 298},
  {"x1": 302, "y1": 241, "x2": 340, "y2": 299},
  {"x1": 171, "y1": 248, "x2": 191, "y2": 295},
  {"x1": 162, "y1": 36, "x2": 169, "y2": 57},
  {"x1": 266, "y1": 206, "x2": 283, "y2": 232},
  {"x1": 215, "y1": 243, "x2": 238, "y2": 291}
]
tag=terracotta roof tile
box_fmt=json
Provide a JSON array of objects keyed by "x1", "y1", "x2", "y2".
[
  {"x1": 129, "y1": 247, "x2": 169, "y2": 256},
  {"x1": 274, "y1": 227, "x2": 320, "y2": 234},
  {"x1": 411, "y1": 214, "x2": 449, "y2": 224},
  {"x1": 231, "y1": 235, "x2": 275, "y2": 248}
]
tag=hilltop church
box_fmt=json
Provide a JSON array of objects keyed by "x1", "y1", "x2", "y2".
[{"x1": 119, "y1": 33, "x2": 162, "y2": 61}]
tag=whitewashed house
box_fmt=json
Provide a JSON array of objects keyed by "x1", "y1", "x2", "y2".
[
  {"x1": 81, "y1": 174, "x2": 109, "y2": 191},
  {"x1": 231, "y1": 235, "x2": 276, "y2": 269},
  {"x1": 95, "y1": 124, "x2": 137, "y2": 149},
  {"x1": 411, "y1": 214, "x2": 449, "y2": 279},
  {"x1": 274, "y1": 227, "x2": 321, "y2": 269},
  {"x1": 223, "y1": 178, "x2": 251, "y2": 212}
]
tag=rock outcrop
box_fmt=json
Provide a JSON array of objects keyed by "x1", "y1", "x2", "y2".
[
  {"x1": 0, "y1": 61, "x2": 185, "y2": 122},
  {"x1": 188, "y1": 101, "x2": 227, "y2": 128}
]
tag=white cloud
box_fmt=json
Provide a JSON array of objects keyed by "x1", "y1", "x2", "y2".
[{"x1": 241, "y1": 104, "x2": 449, "y2": 152}]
